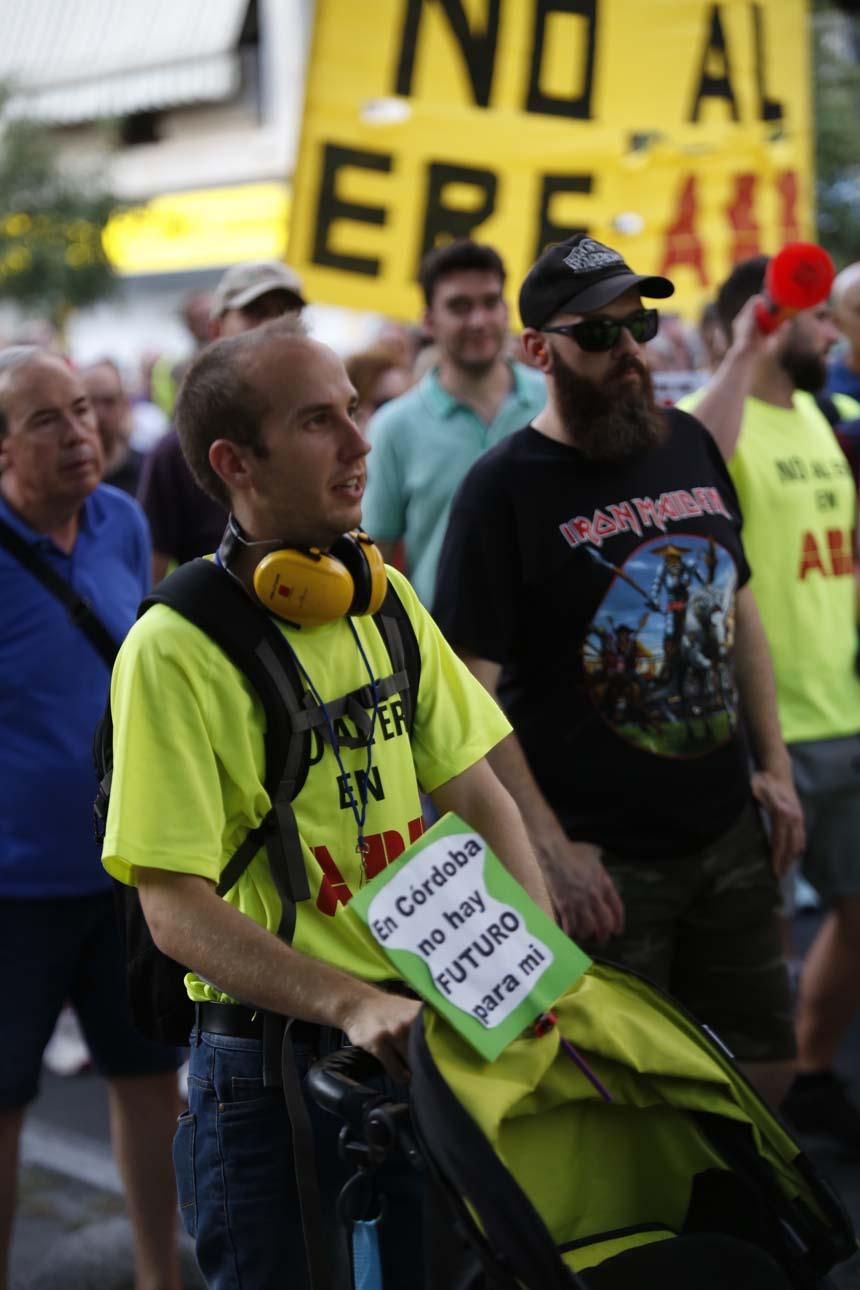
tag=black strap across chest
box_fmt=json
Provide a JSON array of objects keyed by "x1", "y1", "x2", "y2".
[
  {"x1": 141, "y1": 558, "x2": 419, "y2": 930},
  {"x1": 0, "y1": 515, "x2": 120, "y2": 667}
]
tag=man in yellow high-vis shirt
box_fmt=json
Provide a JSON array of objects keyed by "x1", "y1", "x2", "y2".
[
  {"x1": 102, "y1": 314, "x2": 553, "y2": 1289},
  {"x1": 683, "y1": 256, "x2": 860, "y2": 1155}
]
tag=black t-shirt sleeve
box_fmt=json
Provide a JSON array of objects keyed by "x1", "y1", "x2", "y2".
[
  {"x1": 137, "y1": 431, "x2": 226, "y2": 564},
  {"x1": 671, "y1": 408, "x2": 752, "y2": 588},
  {"x1": 432, "y1": 451, "x2": 522, "y2": 663}
]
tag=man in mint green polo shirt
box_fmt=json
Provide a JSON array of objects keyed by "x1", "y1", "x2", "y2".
[{"x1": 362, "y1": 240, "x2": 545, "y2": 607}]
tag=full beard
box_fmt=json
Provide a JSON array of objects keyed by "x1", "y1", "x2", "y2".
[
  {"x1": 779, "y1": 341, "x2": 827, "y2": 395},
  {"x1": 551, "y1": 350, "x2": 666, "y2": 463}
]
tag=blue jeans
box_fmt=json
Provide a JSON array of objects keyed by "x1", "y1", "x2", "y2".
[{"x1": 176, "y1": 1030, "x2": 429, "y2": 1289}]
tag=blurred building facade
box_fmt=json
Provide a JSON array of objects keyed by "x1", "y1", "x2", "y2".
[{"x1": 0, "y1": 0, "x2": 375, "y2": 365}]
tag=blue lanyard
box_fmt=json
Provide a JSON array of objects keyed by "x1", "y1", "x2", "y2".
[
  {"x1": 214, "y1": 550, "x2": 382, "y2": 876},
  {"x1": 287, "y1": 620, "x2": 382, "y2": 879}
]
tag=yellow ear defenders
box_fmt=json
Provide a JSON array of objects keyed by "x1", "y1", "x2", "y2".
[{"x1": 252, "y1": 529, "x2": 388, "y2": 628}]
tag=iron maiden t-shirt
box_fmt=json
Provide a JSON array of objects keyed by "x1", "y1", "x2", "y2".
[{"x1": 434, "y1": 409, "x2": 753, "y2": 859}]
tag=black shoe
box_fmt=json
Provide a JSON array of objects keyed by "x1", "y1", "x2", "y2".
[{"x1": 781, "y1": 1072, "x2": 860, "y2": 1155}]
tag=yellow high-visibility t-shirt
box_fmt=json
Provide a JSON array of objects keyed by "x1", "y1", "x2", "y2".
[
  {"x1": 683, "y1": 391, "x2": 860, "y2": 743},
  {"x1": 102, "y1": 567, "x2": 511, "y2": 999},
  {"x1": 832, "y1": 392, "x2": 860, "y2": 423}
]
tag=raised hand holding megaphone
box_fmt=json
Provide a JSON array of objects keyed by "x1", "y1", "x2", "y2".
[{"x1": 754, "y1": 242, "x2": 836, "y2": 335}]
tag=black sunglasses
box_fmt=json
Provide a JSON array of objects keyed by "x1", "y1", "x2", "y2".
[{"x1": 542, "y1": 308, "x2": 660, "y2": 353}]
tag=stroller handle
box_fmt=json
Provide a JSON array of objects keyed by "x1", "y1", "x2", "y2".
[{"x1": 306, "y1": 1045, "x2": 388, "y2": 1127}]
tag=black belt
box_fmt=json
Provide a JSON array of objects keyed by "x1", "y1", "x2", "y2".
[
  {"x1": 194, "y1": 983, "x2": 414, "y2": 1041},
  {"x1": 193, "y1": 1001, "x2": 329, "y2": 1052},
  {"x1": 194, "y1": 1001, "x2": 270, "y2": 1039}
]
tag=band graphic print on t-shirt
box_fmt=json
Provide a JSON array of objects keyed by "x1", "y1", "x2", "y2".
[
  {"x1": 559, "y1": 486, "x2": 732, "y2": 550},
  {"x1": 581, "y1": 533, "x2": 739, "y2": 759}
]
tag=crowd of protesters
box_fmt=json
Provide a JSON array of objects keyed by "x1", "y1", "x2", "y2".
[{"x1": 3, "y1": 236, "x2": 860, "y2": 1289}]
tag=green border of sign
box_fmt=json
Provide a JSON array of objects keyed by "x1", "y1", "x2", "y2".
[{"x1": 349, "y1": 812, "x2": 591, "y2": 1060}]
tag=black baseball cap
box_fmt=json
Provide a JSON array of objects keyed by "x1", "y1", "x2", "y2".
[{"x1": 519, "y1": 234, "x2": 674, "y2": 329}]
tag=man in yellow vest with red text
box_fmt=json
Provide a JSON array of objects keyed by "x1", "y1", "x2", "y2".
[
  {"x1": 683, "y1": 256, "x2": 860, "y2": 1154},
  {"x1": 101, "y1": 315, "x2": 554, "y2": 1289}
]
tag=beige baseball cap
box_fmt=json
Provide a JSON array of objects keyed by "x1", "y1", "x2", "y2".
[{"x1": 210, "y1": 260, "x2": 305, "y2": 318}]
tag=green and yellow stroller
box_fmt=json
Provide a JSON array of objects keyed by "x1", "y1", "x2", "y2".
[{"x1": 308, "y1": 962, "x2": 856, "y2": 1289}]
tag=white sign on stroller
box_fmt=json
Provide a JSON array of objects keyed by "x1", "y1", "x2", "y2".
[{"x1": 351, "y1": 813, "x2": 590, "y2": 1060}]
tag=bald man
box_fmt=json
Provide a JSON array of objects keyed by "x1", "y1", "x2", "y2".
[
  {"x1": 0, "y1": 347, "x2": 181, "y2": 1290},
  {"x1": 825, "y1": 262, "x2": 860, "y2": 417},
  {"x1": 102, "y1": 316, "x2": 553, "y2": 1289}
]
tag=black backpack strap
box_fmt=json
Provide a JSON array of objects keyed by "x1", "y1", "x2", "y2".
[
  {"x1": 299, "y1": 674, "x2": 407, "y2": 751},
  {"x1": 236, "y1": 579, "x2": 422, "y2": 761},
  {"x1": 144, "y1": 560, "x2": 312, "y2": 934},
  {"x1": 140, "y1": 565, "x2": 421, "y2": 933},
  {"x1": 293, "y1": 580, "x2": 421, "y2": 754},
  {"x1": 280, "y1": 1019, "x2": 333, "y2": 1290},
  {"x1": 0, "y1": 516, "x2": 120, "y2": 667},
  {"x1": 408, "y1": 1012, "x2": 577, "y2": 1290},
  {"x1": 373, "y1": 580, "x2": 421, "y2": 736}
]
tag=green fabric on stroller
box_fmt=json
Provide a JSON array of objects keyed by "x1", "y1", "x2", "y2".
[
  {"x1": 408, "y1": 961, "x2": 856, "y2": 1287},
  {"x1": 309, "y1": 961, "x2": 856, "y2": 1288}
]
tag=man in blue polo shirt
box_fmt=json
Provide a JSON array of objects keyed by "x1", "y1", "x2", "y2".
[
  {"x1": 0, "y1": 347, "x2": 182, "y2": 1290},
  {"x1": 362, "y1": 240, "x2": 546, "y2": 607}
]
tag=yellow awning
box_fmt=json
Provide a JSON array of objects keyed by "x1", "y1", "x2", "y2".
[
  {"x1": 102, "y1": 182, "x2": 291, "y2": 276},
  {"x1": 2, "y1": 0, "x2": 249, "y2": 123}
]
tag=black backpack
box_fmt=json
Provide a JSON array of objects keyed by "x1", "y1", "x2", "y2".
[{"x1": 93, "y1": 557, "x2": 421, "y2": 1046}]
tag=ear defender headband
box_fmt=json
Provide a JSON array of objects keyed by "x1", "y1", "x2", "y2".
[{"x1": 218, "y1": 520, "x2": 387, "y2": 628}]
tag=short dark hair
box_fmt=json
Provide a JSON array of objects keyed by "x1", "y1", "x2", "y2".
[
  {"x1": 174, "y1": 316, "x2": 307, "y2": 509},
  {"x1": 419, "y1": 240, "x2": 506, "y2": 306},
  {"x1": 716, "y1": 256, "x2": 768, "y2": 340}
]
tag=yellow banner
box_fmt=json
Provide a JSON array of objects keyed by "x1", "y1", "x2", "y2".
[
  {"x1": 103, "y1": 183, "x2": 291, "y2": 276},
  {"x1": 288, "y1": 0, "x2": 812, "y2": 321}
]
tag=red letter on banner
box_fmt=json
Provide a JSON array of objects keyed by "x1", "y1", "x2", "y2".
[
  {"x1": 660, "y1": 176, "x2": 707, "y2": 285},
  {"x1": 726, "y1": 174, "x2": 761, "y2": 261},
  {"x1": 776, "y1": 171, "x2": 801, "y2": 244}
]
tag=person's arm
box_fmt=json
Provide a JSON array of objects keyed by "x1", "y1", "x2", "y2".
[
  {"x1": 137, "y1": 869, "x2": 419, "y2": 1079},
  {"x1": 690, "y1": 294, "x2": 770, "y2": 463},
  {"x1": 458, "y1": 654, "x2": 624, "y2": 943},
  {"x1": 428, "y1": 457, "x2": 621, "y2": 940},
  {"x1": 430, "y1": 756, "x2": 554, "y2": 919},
  {"x1": 733, "y1": 584, "x2": 805, "y2": 874}
]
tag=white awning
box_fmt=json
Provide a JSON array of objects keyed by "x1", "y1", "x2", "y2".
[{"x1": 1, "y1": 0, "x2": 250, "y2": 123}]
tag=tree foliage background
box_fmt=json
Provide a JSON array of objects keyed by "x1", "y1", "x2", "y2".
[
  {"x1": 813, "y1": 1, "x2": 860, "y2": 265},
  {"x1": 0, "y1": 101, "x2": 117, "y2": 329}
]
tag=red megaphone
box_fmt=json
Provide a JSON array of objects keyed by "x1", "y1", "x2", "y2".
[{"x1": 755, "y1": 242, "x2": 836, "y2": 334}]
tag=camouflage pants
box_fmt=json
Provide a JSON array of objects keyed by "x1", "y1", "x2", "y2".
[{"x1": 583, "y1": 805, "x2": 795, "y2": 1063}]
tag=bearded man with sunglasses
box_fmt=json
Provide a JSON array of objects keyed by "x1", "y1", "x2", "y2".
[{"x1": 435, "y1": 234, "x2": 803, "y2": 1107}]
